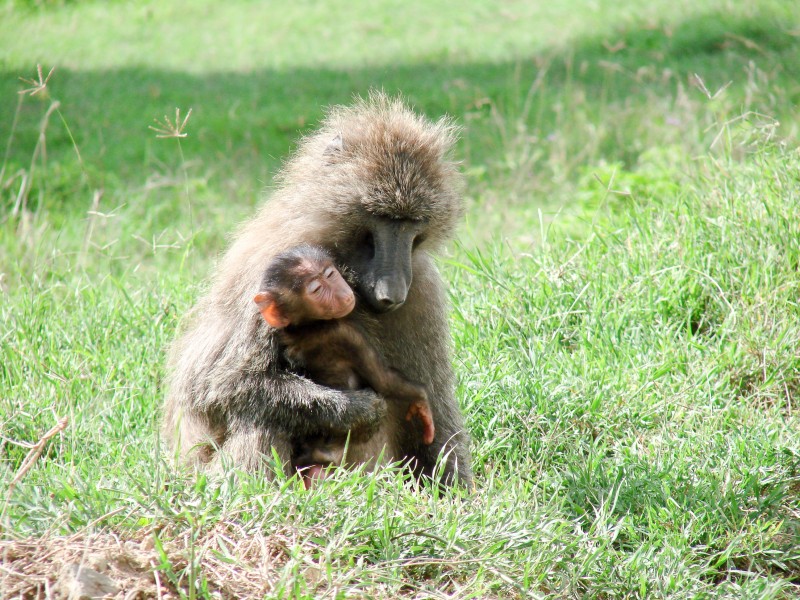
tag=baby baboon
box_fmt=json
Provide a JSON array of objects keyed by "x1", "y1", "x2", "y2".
[
  {"x1": 253, "y1": 244, "x2": 436, "y2": 487},
  {"x1": 163, "y1": 92, "x2": 472, "y2": 486}
]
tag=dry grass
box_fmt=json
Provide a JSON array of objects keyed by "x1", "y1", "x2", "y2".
[{"x1": 1, "y1": 525, "x2": 296, "y2": 599}]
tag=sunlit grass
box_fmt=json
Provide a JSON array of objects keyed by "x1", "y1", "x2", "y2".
[{"x1": 1, "y1": 0, "x2": 799, "y2": 597}]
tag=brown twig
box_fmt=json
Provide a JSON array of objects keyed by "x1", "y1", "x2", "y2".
[{"x1": 6, "y1": 416, "x2": 68, "y2": 497}]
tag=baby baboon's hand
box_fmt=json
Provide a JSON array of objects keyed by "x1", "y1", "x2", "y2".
[{"x1": 405, "y1": 396, "x2": 435, "y2": 445}]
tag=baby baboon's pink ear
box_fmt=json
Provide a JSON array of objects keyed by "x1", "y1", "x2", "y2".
[{"x1": 254, "y1": 292, "x2": 290, "y2": 329}]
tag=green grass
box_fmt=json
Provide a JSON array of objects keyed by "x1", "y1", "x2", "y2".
[{"x1": 2, "y1": 0, "x2": 800, "y2": 597}]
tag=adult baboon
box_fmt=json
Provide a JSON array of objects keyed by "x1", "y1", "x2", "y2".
[{"x1": 163, "y1": 92, "x2": 472, "y2": 486}]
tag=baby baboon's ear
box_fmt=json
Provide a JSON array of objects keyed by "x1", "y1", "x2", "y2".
[{"x1": 254, "y1": 292, "x2": 290, "y2": 329}]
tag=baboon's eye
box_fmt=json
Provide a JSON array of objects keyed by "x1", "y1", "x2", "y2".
[
  {"x1": 361, "y1": 231, "x2": 376, "y2": 259},
  {"x1": 307, "y1": 281, "x2": 322, "y2": 295},
  {"x1": 324, "y1": 267, "x2": 336, "y2": 279}
]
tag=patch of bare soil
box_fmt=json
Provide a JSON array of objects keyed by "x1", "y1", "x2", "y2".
[{"x1": 1, "y1": 524, "x2": 291, "y2": 599}]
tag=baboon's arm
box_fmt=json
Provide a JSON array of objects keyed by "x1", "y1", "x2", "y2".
[
  {"x1": 169, "y1": 316, "x2": 387, "y2": 443},
  {"x1": 231, "y1": 370, "x2": 387, "y2": 440}
]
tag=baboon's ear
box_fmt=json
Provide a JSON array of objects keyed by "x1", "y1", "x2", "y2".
[
  {"x1": 254, "y1": 292, "x2": 290, "y2": 329},
  {"x1": 324, "y1": 133, "x2": 344, "y2": 156}
]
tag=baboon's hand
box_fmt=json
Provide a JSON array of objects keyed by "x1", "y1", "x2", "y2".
[{"x1": 333, "y1": 389, "x2": 387, "y2": 441}]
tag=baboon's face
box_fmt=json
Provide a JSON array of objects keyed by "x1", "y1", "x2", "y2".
[{"x1": 343, "y1": 215, "x2": 427, "y2": 313}]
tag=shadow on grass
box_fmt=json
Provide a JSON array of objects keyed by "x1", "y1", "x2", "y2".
[{"x1": 0, "y1": 8, "x2": 797, "y2": 213}]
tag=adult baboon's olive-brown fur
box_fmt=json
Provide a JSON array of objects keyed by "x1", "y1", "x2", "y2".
[{"x1": 162, "y1": 92, "x2": 472, "y2": 485}]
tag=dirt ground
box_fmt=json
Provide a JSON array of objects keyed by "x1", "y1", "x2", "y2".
[{"x1": 1, "y1": 525, "x2": 291, "y2": 599}]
